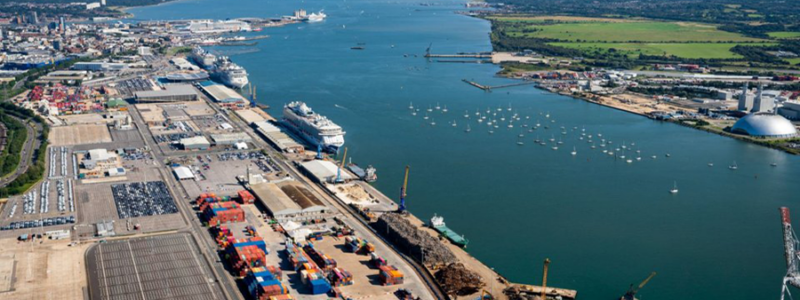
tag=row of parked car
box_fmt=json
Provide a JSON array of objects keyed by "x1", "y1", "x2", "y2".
[{"x1": 1, "y1": 216, "x2": 76, "y2": 231}]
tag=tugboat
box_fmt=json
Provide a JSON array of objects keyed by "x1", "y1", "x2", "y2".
[{"x1": 429, "y1": 214, "x2": 469, "y2": 248}]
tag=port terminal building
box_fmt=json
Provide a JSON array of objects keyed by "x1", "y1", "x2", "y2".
[{"x1": 134, "y1": 84, "x2": 199, "y2": 103}]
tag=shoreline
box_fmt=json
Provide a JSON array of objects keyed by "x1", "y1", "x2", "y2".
[{"x1": 501, "y1": 75, "x2": 800, "y2": 156}]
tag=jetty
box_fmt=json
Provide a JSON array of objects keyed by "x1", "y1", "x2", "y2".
[{"x1": 462, "y1": 79, "x2": 537, "y2": 91}]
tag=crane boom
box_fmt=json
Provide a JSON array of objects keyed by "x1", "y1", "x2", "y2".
[
  {"x1": 335, "y1": 147, "x2": 347, "y2": 182},
  {"x1": 638, "y1": 272, "x2": 656, "y2": 290},
  {"x1": 398, "y1": 166, "x2": 410, "y2": 212}
]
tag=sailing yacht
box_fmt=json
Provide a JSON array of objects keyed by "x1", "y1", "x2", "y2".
[
  {"x1": 571, "y1": 147, "x2": 577, "y2": 156},
  {"x1": 465, "y1": 124, "x2": 471, "y2": 133},
  {"x1": 729, "y1": 161, "x2": 738, "y2": 170},
  {"x1": 669, "y1": 182, "x2": 679, "y2": 194}
]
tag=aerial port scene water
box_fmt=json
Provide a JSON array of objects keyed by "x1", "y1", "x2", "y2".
[{"x1": 0, "y1": 0, "x2": 799, "y2": 299}]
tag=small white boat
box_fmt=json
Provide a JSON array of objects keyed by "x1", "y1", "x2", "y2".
[
  {"x1": 669, "y1": 181, "x2": 679, "y2": 194},
  {"x1": 517, "y1": 141, "x2": 524, "y2": 146},
  {"x1": 708, "y1": 163, "x2": 714, "y2": 167},
  {"x1": 729, "y1": 161, "x2": 738, "y2": 170},
  {"x1": 771, "y1": 162, "x2": 778, "y2": 167},
  {"x1": 430, "y1": 119, "x2": 436, "y2": 126},
  {"x1": 435, "y1": 103, "x2": 441, "y2": 110},
  {"x1": 552, "y1": 146, "x2": 558, "y2": 150},
  {"x1": 423, "y1": 113, "x2": 429, "y2": 120},
  {"x1": 442, "y1": 105, "x2": 448, "y2": 113},
  {"x1": 571, "y1": 147, "x2": 577, "y2": 156},
  {"x1": 409, "y1": 102, "x2": 414, "y2": 110}
]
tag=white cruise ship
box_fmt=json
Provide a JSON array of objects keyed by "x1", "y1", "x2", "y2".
[
  {"x1": 212, "y1": 56, "x2": 249, "y2": 89},
  {"x1": 283, "y1": 101, "x2": 345, "y2": 152},
  {"x1": 190, "y1": 46, "x2": 216, "y2": 69}
]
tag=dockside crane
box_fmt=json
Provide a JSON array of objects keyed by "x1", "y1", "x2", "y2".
[
  {"x1": 780, "y1": 207, "x2": 800, "y2": 300},
  {"x1": 398, "y1": 166, "x2": 410, "y2": 213},
  {"x1": 620, "y1": 272, "x2": 656, "y2": 300},
  {"x1": 335, "y1": 147, "x2": 348, "y2": 183}
]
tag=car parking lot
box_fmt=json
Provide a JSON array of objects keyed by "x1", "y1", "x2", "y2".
[{"x1": 111, "y1": 181, "x2": 179, "y2": 218}]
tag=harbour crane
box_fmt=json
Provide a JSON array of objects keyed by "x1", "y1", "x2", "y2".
[
  {"x1": 398, "y1": 166, "x2": 410, "y2": 213},
  {"x1": 620, "y1": 272, "x2": 656, "y2": 300},
  {"x1": 541, "y1": 258, "x2": 551, "y2": 300},
  {"x1": 335, "y1": 147, "x2": 348, "y2": 183},
  {"x1": 780, "y1": 207, "x2": 800, "y2": 300}
]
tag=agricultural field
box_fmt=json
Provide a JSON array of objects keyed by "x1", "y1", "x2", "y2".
[
  {"x1": 768, "y1": 32, "x2": 800, "y2": 39},
  {"x1": 505, "y1": 19, "x2": 765, "y2": 42},
  {"x1": 549, "y1": 42, "x2": 762, "y2": 59},
  {"x1": 490, "y1": 15, "x2": 783, "y2": 60}
]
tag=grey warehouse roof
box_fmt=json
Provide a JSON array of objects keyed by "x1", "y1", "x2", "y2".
[{"x1": 732, "y1": 113, "x2": 798, "y2": 138}]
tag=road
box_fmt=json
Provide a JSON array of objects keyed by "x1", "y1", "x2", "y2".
[{"x1": 0, "y1": 115, "x2": 39, "y2": 187}]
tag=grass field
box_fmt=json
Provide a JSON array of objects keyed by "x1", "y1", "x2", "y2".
[
  {"x1": 488, "y1": 15, "x2": 634, "y2": 24},
  {"x1": 511, "y1": 20, "x2": 765, "y2": 42},
  {"x1": 548, "y1": 42, "x2": 752, "y2": 59},
  {"x1": 767, "y1": 32, "x2": 800, "y2": 39},
  {"x1": 787, "y1": 58, "x2": 800, "y2": 65}
]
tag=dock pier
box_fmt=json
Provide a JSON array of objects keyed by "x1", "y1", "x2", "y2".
[{"x1": 462, "y1": 79, "x2": 537, "y2": 91}]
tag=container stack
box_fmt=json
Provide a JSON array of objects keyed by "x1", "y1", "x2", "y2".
[
  {"x1": 244, "y1": 267, "x2": 289, "y2": 299},
  {"x1": 327, "y1": 268, "x2": 354, "y2": 287},
  {"x1": 196, "y1": 193, "x2": 223, "y2": 211},
  {"x1": 285, "y1": 243, "x2": 312, "y2": 271},
  {"x1": 213, "y1": 225, "x2": 233, "y2": 248},
  {"x1": 227, "y1": 244, "x2": 267, "y2": 277},
  {"x1": 369, "y1": 252, "x2": 386, "y2": 268},
  {"x1": 268, "y1": 295, "x2": 294, "y2": 300},
  {"x1": 303, "y1": 244, "x2": 337, "y2": 271},
  {"x1": 204, "y1": 201, "x2": 245, "y2": 226},
  {"x1": 238, "y1": 190, "x2": 255, "y2": 204},
  {"x1": 378, "y1": 265, "x2": 404, "y2": 286},
  {"x1": 306, "y1": 271, "x2": 332, "y2": 295},
  {"x1": 231, "y1": 237, "x2": 268, "y2": 254}
]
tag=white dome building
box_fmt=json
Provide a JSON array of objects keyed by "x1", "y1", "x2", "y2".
[{"x1": 731, "y1": 113, "x2": 798, "y2": 138}]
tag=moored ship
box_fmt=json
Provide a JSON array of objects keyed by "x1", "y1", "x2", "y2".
[
  {"x1": 282, "y1": 101, "x2": 345, "y2": 153},
  {"x1": 429, "y1": 214, "x2": 469, "y2": 247},
  {"x1": 191, "y1": 46, "x2": 217, "y2": 69},
  {"x1": 211, "y1": 56, "x2": 249, "y2": 89}
]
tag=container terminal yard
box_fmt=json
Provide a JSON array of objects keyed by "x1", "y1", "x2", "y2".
[{"x1": 0, "y1": 43, "x2": 582, "y2": 300}]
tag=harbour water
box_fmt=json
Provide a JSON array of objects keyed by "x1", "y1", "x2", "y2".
[{"x1": 131, "y1": 0, "x2": 800, "y2": 298}]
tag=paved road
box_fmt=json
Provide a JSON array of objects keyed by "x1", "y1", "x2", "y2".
[{"x1": 0, "y1": 115, "x2": 39, "y2": 187}]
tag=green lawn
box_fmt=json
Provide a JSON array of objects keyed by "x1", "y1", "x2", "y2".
[
  {"x1": 787, "y1": 58, "x2": 800, "y2": 65},
  {"x1": 523, "y1": 21, "x2": 764, "y2": 42},
  {"x1": 767, "y1": 32, "x2": 800, "y2": 39},
  {"x1": 549, "y1": 42, "x2": 756, "y2": 59}
]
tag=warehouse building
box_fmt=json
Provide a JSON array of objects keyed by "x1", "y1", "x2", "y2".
[
  {"x1": 180, "y1": 136, "x2": 211, "y2": 150},
  {"x1": 173, "y1": 166, "x2": 195, "y2": 181},
  {"x1": 134, "y1": 84, "x2": 198, "y2": 103},
  {"x1": 253, "y1": 121, "x2": 304, "y2": 153},
  {"x1": 210, "y1": 132, "x2": 253, "y2": 145},
  {"x1": 250, "y1": 182, "x2": 328, "y2": 221},
  {"x1": 72, "y1": 62, "x2": 128, "y2": 72},
  {"x1": 299, "y1": 160, "x2": 354, "y2": 183}
]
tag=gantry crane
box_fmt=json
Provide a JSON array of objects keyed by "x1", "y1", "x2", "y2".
[
  {"x1": 335, "y1": 147, "x2": 348, "y2": 183},
  {"x1": 620, "y1": 272, "x2": 656, "y2": 300},
  {"x1": 398, "y1": 166, "x2": 410, "y2": 213},
  {"x1": 780, "y1": 207, "x2": 800, "y2": 300}
]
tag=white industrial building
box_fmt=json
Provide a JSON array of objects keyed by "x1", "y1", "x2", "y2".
[
  {"x1": 180, "y1": 136, "x2": 211, "y2": 150},
  {"x1": 135, "y1": 84, "x2": 199, "y2": 103},
  {"x1": 210, "y1": 132, "x2": 253, "y2": 145},
  {"x1": 299, "y1": 160, "x2": 354, "y2": 183},
  {"x1": 779, "y1": 101, "x2": 800, "y2": 120},
  {"x1": 253, "y1": 121, "x2": 304, "y2": 153},
  {"x1": 173, "y1": 166, "x2": 195, "y2": 180}
]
